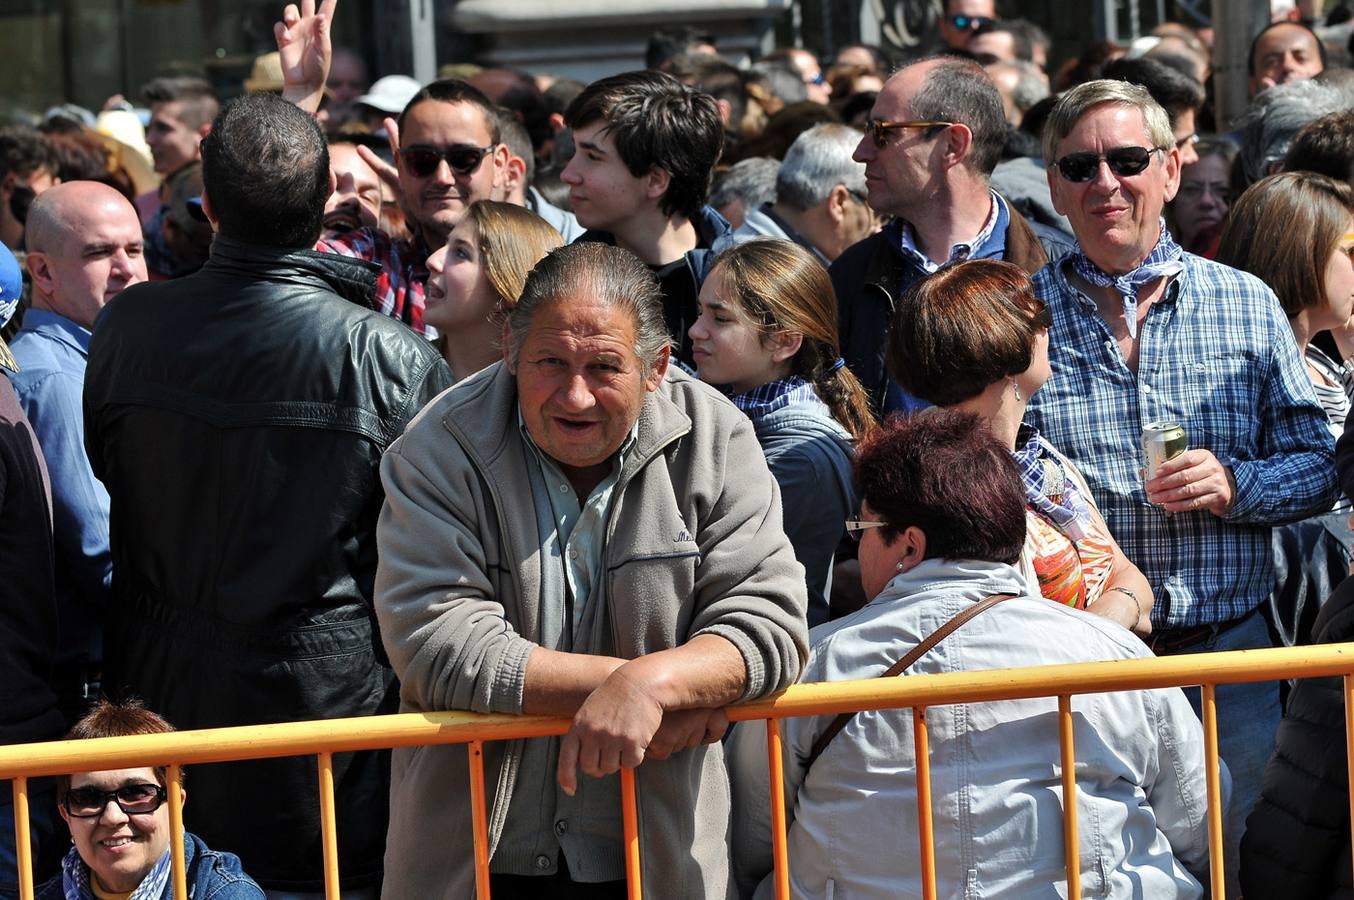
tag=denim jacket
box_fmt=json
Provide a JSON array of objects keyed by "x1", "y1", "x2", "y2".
[{"x1": 728, "y1": 558, "x2": 1221, "y2": 899}]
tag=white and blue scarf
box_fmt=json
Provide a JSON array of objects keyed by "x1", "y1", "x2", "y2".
[
  {"x1": 1070, "y1": 220, "x2": 1184, "y2": 339},
  {"x1": 60, "y1": 842, "x2": 173, "y2": 900}
]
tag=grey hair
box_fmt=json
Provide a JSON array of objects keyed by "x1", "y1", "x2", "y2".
[
  {"x1": 749, "y1": 60, "x2": 809, "y2": 105},
  {"x1": 1041, "y1": 79, "x2": 1174, "y2": 163},
  {"x1": 1239, "y1": 78, "x2": 1348, "y2": 185},
  {"x1": 710, "y1": 157, "x2": 780, "y2": 214},
  {"x1": 775, "y1": 123, "x2": 867, "y2": 210},
  {"x1": 505, "y1": 242, "x2": 671, "y2": 370},
  {"x1": 1007, "y1": 61, "x2": 1049, "y2": 115}
]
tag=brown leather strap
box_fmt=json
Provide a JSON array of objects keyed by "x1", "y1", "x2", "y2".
[{"x1": 803, "y1": 592, "x2": 1018, "y2": 770}]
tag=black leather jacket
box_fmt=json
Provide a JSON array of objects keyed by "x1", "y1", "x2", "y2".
[{"x1": 84, "y1": 236, "x2": 453, "y2": 891}]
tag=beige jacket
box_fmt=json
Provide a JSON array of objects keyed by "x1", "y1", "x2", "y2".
[{"x1": 375, "y1": 362, "x2": 809, "y2": 899}]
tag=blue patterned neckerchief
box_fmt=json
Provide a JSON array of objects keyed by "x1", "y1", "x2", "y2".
[
  {"x1": 1069, "y1": 219, "x2": 1184, "y2": 339},
  {"x1": 61, "y1": 841, "x2": 173, "y2": 900},
  {"x1": 1012, "y1": 425, "x2": 1091, "y2": 542},
  {"x1": 728, "y1": 375, "x2": 817, "y2": 417}
]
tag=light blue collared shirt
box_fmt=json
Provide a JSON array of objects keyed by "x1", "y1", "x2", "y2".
[{"x1": 8, "y1": 306, "x2": 109, "y2": 670}]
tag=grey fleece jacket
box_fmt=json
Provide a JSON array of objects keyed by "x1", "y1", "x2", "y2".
[{"x1": 374, "y1": 361, "x2": 809, "y2": 899}]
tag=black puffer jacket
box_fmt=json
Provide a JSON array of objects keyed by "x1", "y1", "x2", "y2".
[
  {"x1": 83, "y1": 236, "x2": 453, "y2": 892},
  {"x1": 1241, "y1": 577, "x2": 1354, "y2": 900}
]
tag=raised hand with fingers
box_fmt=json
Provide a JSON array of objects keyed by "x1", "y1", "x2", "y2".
[
  {"x1": 356, "y1": 115, "x2": 402, "y2": 195},
  {"x1": 276, "y1": 0, "x2": 337, "y2": 113}
]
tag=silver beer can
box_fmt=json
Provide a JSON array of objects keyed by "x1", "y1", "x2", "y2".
[{"x1": 1143, "y1": 421, "x2": 1187, "y2": 481}]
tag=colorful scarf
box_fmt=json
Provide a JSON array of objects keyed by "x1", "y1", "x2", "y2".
[
  {"x1": 1069, "y1": 219, "x2": 1184, "y2": 339},
  {"x1": 61, "y1": 842, "x2": 173, "y2": 900}
]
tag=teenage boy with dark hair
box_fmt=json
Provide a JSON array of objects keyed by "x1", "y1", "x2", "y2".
[{"x1": 562, "y1": 70, "x2": 734, "y2": 367}]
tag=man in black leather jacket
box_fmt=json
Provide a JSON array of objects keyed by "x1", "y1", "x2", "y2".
[{"x1": 82, "y1": 92, "x2": 453, "y2": 896}]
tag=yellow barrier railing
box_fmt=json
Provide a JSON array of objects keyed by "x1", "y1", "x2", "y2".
[{"x1": 5, "y1": 643, "x2": 1354, "y2": 900}]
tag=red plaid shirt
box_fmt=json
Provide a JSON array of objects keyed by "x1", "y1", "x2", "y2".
[{"x1": 317, "y1": 227, "x2": 432, "y2": 335}]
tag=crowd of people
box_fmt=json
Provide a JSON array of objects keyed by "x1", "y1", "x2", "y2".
[{"x1": 7, "y1": 0, "x2": 1354, "y2": 896}]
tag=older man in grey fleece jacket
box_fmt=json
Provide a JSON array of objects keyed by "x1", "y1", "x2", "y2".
[{"x1": 374, "y1": 241, "x2": 809, "y2": 900}]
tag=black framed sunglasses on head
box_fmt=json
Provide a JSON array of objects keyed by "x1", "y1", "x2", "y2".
[
  {"x1": 63, "y1": 783, "x2": 167, "y2": 818},
  {"x1": 864, "y1": 118, "x2": 952, "y2": 149},
  {"x1": 1051, "y1": 146, "x2": 1165, "y2": 183},
  {"x1": 398, "y1": 144, "x2": 494, "y2": 178}
]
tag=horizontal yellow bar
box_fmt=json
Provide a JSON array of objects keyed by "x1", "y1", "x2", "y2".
[{"x1": 1, "y1": 643, "x2": 1349, "y2": 780}]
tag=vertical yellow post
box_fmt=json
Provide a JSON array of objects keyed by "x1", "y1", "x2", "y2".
[
  {"x1": 467, "y1": 740, "x2": 492, "y2": 900},
  {"x1": 12, "y1": 777, "x2": 32, "y2": 900},
  {"x1": 166, "y1": 765, "x2": 188, "y2": 900},
  {"x1": 317, "y1": 752, "x2": 341, "y2": 900},
  {"x1": 1201, "y1": 684, "x2": 1226, "y2": 899},
  {"x1": 765, "y1": 719, "x2": 791, "y2": 900},
  {"x1": 1345, "y1": 675, "x2": 1354, "y2": 887},
  {"x1": 1058, "y1": 695, "x2": 1080, "y2": 900},
  {"x1": 913, "y1": 707, "x2": 937, "y2": 900},
  {"x1": 621, "y1": 766, "x2": 642, "y2": 900}
]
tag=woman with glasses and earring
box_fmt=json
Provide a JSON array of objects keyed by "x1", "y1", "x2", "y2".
[
  {"x1": 39, "y1": 700, "x2": 262, "y2": 900},
  {"x1": 688, "y1": 240, "x2": 875, "y2": 626},
  {"x1": 888, "y1": 259, "x2": 1153, "y2": 634}
]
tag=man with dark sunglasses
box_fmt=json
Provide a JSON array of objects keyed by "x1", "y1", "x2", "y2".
[
  {"x1": 277, "y1": 4, "x2": 508, "y2": 337},
  {"x1": 936, "y1": 0, "x2": 995, "y2": 52},
  {"x1": 829, "y1": 56, "x2": 1073, "y2": 414},
  {"x1": 1027, "y1": 79, "x2": 1336, "y2": 900}
]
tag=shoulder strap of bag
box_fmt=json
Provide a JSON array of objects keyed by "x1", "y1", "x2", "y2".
[{"x1": 802, "y1": 592, "x2": 1018, "y2": 770}]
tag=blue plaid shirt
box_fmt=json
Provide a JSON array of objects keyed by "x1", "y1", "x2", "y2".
[{"x1": 1026, "y1": 253, "x2": 1337, "y2": 629}]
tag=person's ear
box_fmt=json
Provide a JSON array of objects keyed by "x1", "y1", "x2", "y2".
[
  {"x1": 26, "y1": 251, "x2": 55, "y2": 298},
  {"x1": 200, "y1": 189, "x2": 219, "y2": 228},
  {"x1": 893, "y1": 525, "x2": 928, "y2": 574},
  {"x1": 548, "y1": 112, "x2": 566, "y2": 135},
  {"x1": 501, "y1": 154, "x2": 528, "y2": 202},
  {"x1": 644, "y1": 345, "x2": 671, "y2": 391},
  {"x1": 326, "y1": 167, "x2": 337, "y2": 202},
  {"x1": 57, "y1": 794, "x2": 70, "y2": 828},
  {"x1": 490, "y1": 144, "x2": 512, "y2": 192},
  {"x1": 826, "y1": 183, "x2": 851, "y2": 225},
  {"x1": 644, "y1": 166, "x2": 672, "y2": 204},
  {"x1": 0, "y1": 172, "x2": 15, "y2": 200},
  {"x1": 767, "y1": 330, "x2": 803, "y2": 364},
  {"x1": 942, "y1": 123, "x2": 974, "y2": 171}
]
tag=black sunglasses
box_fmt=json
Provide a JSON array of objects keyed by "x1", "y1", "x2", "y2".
[
  {"x1": 950, "y1": 14, "x2": 995, "y2": 30},
  {"x1": 864, "y1": 117, "x2": 952, "y2": 149},
  {"x1": 1051, "y1": 146, "x2": 1165, "y2": 183},
  {"x1": 399, "y1": 144, "x2": 494, "y2": 178},
  {"x1": 64, "y1": 783, "x2": 167, "y2": 818}
]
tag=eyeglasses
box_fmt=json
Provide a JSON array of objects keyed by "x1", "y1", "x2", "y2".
[
  {"x1": 1051, "y1": 146, "x2": 1165, "y2": 183},
  {"x1": 64, "y1": 783, "x2": 167, "y2": 818},
  {"x1": 950, "y1": 14, "x2": 995, "y2": 30},
  {"x1": 844, "y1": 519, "x2": 888, "y2": 541},
  {"x1": 806, "y1": 71, "x2": 826, "y2": 86},
  {"x1": 398, "y1": 144, "x2": 494, "y2": 178},
  {"x1": 864, "y1": 118, "x2": 952, "y2": 149},
  {"x1": 1175, "y1": 133, "x2": 1199, "y2": 150}
]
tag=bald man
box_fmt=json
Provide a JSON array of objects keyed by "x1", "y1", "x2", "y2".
[{"x1": 7, "y1": 181, "x2": 146, "y2": 720}]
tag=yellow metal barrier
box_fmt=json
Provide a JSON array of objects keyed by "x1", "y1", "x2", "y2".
[{"x1": 5, "y1": 643, "x2": 1354, "y2": 900}]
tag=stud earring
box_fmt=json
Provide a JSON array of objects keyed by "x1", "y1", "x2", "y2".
[{"x1": 896, "y1": 561, "x2": 905, "y2": 571}]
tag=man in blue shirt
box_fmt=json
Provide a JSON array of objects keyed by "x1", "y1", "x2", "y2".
[
  {"x1": 1027, "y1": 79, "x2": 1335, "y2": 897},
  {"x1": 8, "y1": 180, "x2": 146, "y2": 721}
]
